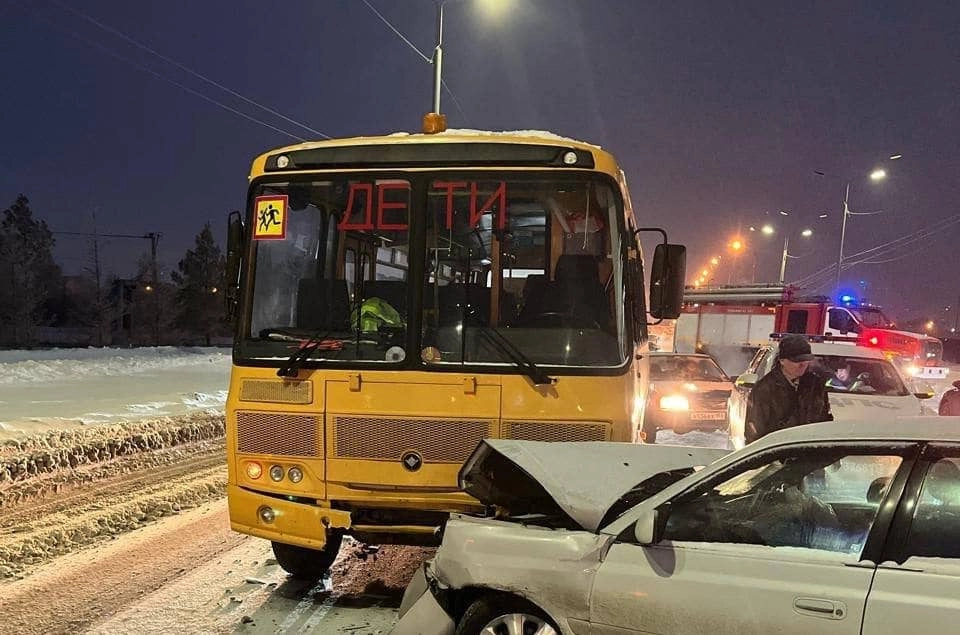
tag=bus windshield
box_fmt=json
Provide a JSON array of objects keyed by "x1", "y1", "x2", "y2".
[{"x1": 239, "y1": 172, "x2": 629, "y2": 371}]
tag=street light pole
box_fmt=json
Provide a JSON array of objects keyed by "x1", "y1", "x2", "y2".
[
  {"x1": 779, "y1": 236, "x2": 790, "y2": 284},
  {"x1": 835, "y1": 182, "x2": 850, "y2": 293},
  {"x1": 432, "y1": 1, "x2": 445, "y2": 115}
]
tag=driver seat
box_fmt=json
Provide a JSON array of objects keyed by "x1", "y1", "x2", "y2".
[{"x1": 539, "y1": 255, "x2": 610, "y2": 328}]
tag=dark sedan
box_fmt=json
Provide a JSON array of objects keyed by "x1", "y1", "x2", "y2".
[{"x1": 642, "y1": 352, "x2": 733, "y2": 443}]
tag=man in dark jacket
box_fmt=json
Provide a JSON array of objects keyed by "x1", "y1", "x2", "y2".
[{"x1": 745, "y1": 334, "x2": 833, "y2": 443}]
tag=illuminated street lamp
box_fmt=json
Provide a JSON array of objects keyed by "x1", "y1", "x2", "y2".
[
  {"x1": 821, "y1": 157, "x2": 899, "y2": 293},
  {"x1": 727, "y1": 238, "x2": 745, "y2": 283}
]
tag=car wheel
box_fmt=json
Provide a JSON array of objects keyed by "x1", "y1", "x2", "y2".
[
  {"x1": 271, "y1": 531, "x2": 343, "y2": 580},
  {"x1": 456, "y1": 596, "x2": 559, "y2": 635}
]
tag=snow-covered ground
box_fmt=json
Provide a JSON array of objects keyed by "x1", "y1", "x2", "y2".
[{"x1": 0, "y1": 347, "x2": 231, "y2": 440}]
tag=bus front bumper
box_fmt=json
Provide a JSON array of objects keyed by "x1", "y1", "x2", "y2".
[{"x1": 228, "y1": 484, "x2": 352, "y2": 551}]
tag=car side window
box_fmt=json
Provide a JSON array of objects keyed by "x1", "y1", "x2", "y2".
[
  {"x1": 759, "y1": 348, "x2": 777, "y2": 377},
  {"x1": 902, "y1": 457, "x2": 960, "y2": 559},
  {"x1": 746, "y1": 348, "x2": 766, "y2": 375},
  {"x1": 661, "y1": 449, "x2": 904, "y2": 555}
]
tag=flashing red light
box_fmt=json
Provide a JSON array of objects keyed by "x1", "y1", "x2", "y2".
[{"x1": 868, "y1": 336, "x2": 880, "y2": 346}]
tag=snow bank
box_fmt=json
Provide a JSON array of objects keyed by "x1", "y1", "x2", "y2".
[
  {"x1": 0, "y1": 347, "x2": 230, "y2": 385},
  {"x1": 0, "y1": 347, "x2": 231, "y2": 438}
]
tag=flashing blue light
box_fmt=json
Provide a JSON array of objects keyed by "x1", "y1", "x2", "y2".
[{"x1": 840, "y1": 294, "x2": 855, "y2": 304}]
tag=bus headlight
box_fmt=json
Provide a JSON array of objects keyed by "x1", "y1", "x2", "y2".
[
  {"x1": 288, "y1": 467, "x2": 304, "y2": 483},
  {"x1": 269, "y1": 465, "x2": 285, "y2": 482},
  {"x1": 659, "y1": 395, "x2": 690, "y2": 411},
  {"x1": 245, "y1": 461, "x2": 263, "y2": 479}
]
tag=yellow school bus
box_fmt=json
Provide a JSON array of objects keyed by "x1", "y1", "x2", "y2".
[{"x1": 224, "y1": 126, "x2": 684, "y2": 579}]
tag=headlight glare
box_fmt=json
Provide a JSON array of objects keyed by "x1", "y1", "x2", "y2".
[{"x1": 659, "y1": 395, "x2": 690, "y2": 411}]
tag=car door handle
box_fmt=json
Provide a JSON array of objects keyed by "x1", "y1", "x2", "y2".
[{"x1": 794, "y1": 597, "x2": 846, "y2": 620}]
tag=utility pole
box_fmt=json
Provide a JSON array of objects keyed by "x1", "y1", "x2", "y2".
[
  {"x1": 955, "y1": 294, "x2": 959, "y2": 334},
  {"x1": 91, "y1": 211, "x2": 104, "y2": 347},
  {"x1": 147, "y1": 232, "x2": 160, "y2": 346},
  {"x1": 53, "y1": 229, "x2": 162, "y2": 346},
  {"x1": 779, "y1": 236, "x2": 790, "y2": 285},
  {"x1": 835, "y1": 182, "x2": 850, "y2": 294}
]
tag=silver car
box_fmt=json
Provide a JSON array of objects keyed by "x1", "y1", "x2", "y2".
[{"x1": 394, "y1": 418, "x2": 960, "y2": 635}]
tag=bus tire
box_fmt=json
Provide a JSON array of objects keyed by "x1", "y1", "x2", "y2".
[{"x1": 272, "y1": 532, "x2": 343, "y2": 580}]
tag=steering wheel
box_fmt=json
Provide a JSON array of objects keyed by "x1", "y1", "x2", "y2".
[{"x1": 534, "y1": 312, "x2": 602, "y2": 330}]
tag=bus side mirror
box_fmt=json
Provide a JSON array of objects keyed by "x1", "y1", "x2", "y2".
[
  {"x1": 649, "y1": 243, "x2": 686, "y2": 320},
  {"x1": 226, "y1": 210, "x2": 245, "y2": 320}
]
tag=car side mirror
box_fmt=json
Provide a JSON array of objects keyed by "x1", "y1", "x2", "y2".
[
  {"x1": 912, "y1": 382, "x2": 935, "y2": 400},
  {"x1": 633, "y1": 508, "x2": 663, "y2": 545},
  {"x1": 735, "y1": 373, "x2": 758, "y2": 388}
]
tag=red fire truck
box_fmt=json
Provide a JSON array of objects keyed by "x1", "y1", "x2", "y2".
[{"x1": 676, "y1": 284, "x2": 947, "y2": 379}]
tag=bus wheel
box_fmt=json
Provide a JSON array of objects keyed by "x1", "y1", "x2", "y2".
[{"x1": 272, "y1": 531, "x2": 343, "y2": 580}]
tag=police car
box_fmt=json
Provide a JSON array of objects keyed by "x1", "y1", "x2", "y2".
[{"x1": 727, "y1": 335, "x2": 936, "y2": 449}]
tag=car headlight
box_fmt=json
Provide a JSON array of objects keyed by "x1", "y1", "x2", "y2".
[{"x1": 659, "y1": 395, "x2": 690, "y2": 411}]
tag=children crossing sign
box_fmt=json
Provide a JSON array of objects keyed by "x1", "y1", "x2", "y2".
[{"x1": 253, "y1": 195, "x2": 287, "y2": 240}]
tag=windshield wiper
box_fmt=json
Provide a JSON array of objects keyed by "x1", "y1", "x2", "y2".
[
  {"x1": 470, "y1": 321, "x2": 555, "y2": 386},
  {"x1": 262, "y1": 328, "x2": 338, "y2": 378}
]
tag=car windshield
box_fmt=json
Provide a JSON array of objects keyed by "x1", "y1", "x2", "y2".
[
  {"x1": 851, "y1": 308, "x2": 895, "y2": 328},
  {"x1": 650, "y1": 356, "x2": 727, "y2": 381},
  {"x1": 819, "y1": 355, "x2": 909, "y2": 396}
]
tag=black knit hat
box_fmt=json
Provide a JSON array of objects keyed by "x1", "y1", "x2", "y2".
[{"x1": 779, "y1": 334, "x2": 816, "y2": 362}]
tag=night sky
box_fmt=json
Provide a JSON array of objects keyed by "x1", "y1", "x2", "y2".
[{"x1": 2, "y1": 1, "x2": 958, "y2": 324}]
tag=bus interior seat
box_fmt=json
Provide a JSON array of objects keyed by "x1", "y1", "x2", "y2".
[
  {"x1": 437, "y1": 283, "x2": 491, "y2": 326},
  {"x1": 296, "y1": 278, "x2": 350, "y2": 330},
  {"x1": 516, "y1": 274, "x2": 547, "y2": 325},
  {"x1": 542, "y1": 254, "x2": 610, "y2": 327},
  {"x1": 362, "y1": 280, "x2": 407, "y2": 317}
]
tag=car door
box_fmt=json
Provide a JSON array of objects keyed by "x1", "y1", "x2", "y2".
[
  {"x1": 727, "y1": 346, "x2": 771, "y2": 449},
  {"x1": 588, "y1": 443, "x2": 915, "y2": 635},
  {"x1": 862, "y1": 444, "x2": 960, "y2": 633}
]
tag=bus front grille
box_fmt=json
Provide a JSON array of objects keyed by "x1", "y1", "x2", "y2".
[
  {"x1": 331, "y1": 416, "x2": 495, "y2": 463},
  {"x1": 239, "y1": 379, "x2": 312, "y2": 404},
  {"x1": 503, "y1": 420, "x2": 608, "y2": 442},
  {"x1": 236, "y1": 411, "x2": 322, "y2": 457}
]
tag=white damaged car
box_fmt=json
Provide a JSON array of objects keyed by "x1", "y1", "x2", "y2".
[{"x1": 393, "y1": 419, "x2": 960, "y2": 635}]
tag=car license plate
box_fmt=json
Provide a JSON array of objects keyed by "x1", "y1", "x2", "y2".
[
  {"x1": 917, "y1": 367, "x2": 950, "y2": 379},
  {"x1": 690, "y1": 411, "x2": 725, "y2": 421}
]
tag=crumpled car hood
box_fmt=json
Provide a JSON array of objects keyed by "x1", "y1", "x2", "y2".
[{"x1": 459, "y1": 440, "x2": 728, "y2": 532}]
